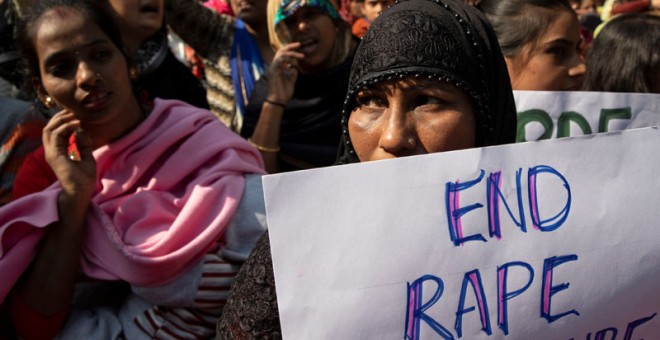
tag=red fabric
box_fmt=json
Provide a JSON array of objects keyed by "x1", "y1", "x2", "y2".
[
  {"x1": 11, "y1": 146, "x2": 57, "y2": 201},
  {"x1": 0, "y1": 118, "x2": 45, "y2": 205},
  {"x1": 6, "y1": 147, "x2": 61, "y2": 337},
  {"x1": 204, "y1": 0, "x2": 234, "y2": 15},
  {"x1": 611, "y1": 0, "x2": 651, "y2": 14},
  {"x1": 352, "y1": 17, "x2": 371, "y2": 38},
  {"x1": 7, "y1": 291, "x2": 69, "y2": 340}
]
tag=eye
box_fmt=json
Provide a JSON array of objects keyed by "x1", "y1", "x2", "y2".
[
  {"x1": 47, "y1": 61, "x2": 73, "y2": 77},
  {"x1": 92, "y1": 49, "x2": 112, "y2": 62},
  {"x1": 355, "y1": 92, "x2": 387, "y2": 109},
  {"x1": 413, "y1": 95, "x2": 443, "y2": 107},
  {"x1": 547, "y1": 46, "x2": 566, "y2": 58}
]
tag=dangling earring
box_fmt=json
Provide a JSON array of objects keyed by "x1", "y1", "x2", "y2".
[
  {"x1": 130, "y1": 67, "x2": 138, "y2": 80},
  {"x1": 43, "y1": 96, "x2": 55, "y2": 109}
]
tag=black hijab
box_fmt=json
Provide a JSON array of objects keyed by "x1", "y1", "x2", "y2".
[{"x1": 336, "y1": 0, "x2": 517, "y2": 164}]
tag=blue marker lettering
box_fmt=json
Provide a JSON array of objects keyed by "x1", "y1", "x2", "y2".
[
  {"x1": 404, "y1": 275, "x2": 454, "y2": 340},
  {"x1": 497, "y1": 261, "x2": 534, "y2": 335},
  {"x1": 446, "y1": 170, "x2": 486, "y2": 246},
  {"x1": 455, "y1": 269, "x2": 492, "y2": 338},
  {"x1": 528, "y1": 165, "x2": 571, "y2": 232},
  {"x1": 540, "y1": 254, "x2": 580, "y2": 323}
]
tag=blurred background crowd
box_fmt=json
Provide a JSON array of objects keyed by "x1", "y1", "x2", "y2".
[{"x1": 0, "y1": 0, "x2": 658, "y2": 338}]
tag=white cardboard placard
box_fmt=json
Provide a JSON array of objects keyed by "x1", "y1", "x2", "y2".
[
  {"x1": 264, "y1": 128, "x2": 660, "y2": 339},
  {"x1": 514, "y1": 90, "x2": 660, "y2": 141}
]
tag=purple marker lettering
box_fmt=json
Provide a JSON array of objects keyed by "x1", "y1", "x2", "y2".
[
  {"x1": 623, "y1": 312, "x2": 657, "y2": 340},
  {"x1": 497, "y1": 261, "x2": 534, "y2": 335},
  {"x1": 445, "y1": 170, "x2": 486, "y2": 246},
  {"x1": 527, "y1": 165, "x2": 571, "y2": 232},
  {"x1": 455, "y1": 269, "x2": 492, "y2": 337},
  {"x1": 540, "y1": 254, "x2": 580, "y2": 323},
  {"x1": 594, "y1": 328, "x2": 617, "y2": 340},
  {"x1": 404, "y1": 275, "x2": 454, "y2": 340},
  {"x1": 487, "y1": 169, "x2": 527, "y2": 239}
]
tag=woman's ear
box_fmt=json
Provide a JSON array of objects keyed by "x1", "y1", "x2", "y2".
[
  {"x1": 119, "y1": 46, "x2": 138, "y2": 79},
  {"x1": 35, "y1": 82, "x2": 57, "y2": 109}
]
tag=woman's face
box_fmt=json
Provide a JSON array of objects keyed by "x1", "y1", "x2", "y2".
[
  {"x1": 34, "y1": 7, "x2": 138, "y2": 128},
  {"x1": 284, "y1": 7, "x2": 338, "y2": 73},
  {"x1": 106, "y1": 0, "x2": 164, "y2": 49},
  {"x1": 348, "y1": 78, "x2": 476, "y2": 162},
  {"x1": 231, "y1": 0, "x2": 267, "y2": 26},
  {"x1": 506, "y1": 8, "x2": 585, "y2": 91},
  {"x1": 349, "y1": 0, "x2": 363, "y2": 18},
  {"x1": 360, "y1": 0, "x2": 393, "y2": 22}
]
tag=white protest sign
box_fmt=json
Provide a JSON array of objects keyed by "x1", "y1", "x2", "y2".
[
  {"x1": 264, "y1": 127, "x2": 660, "y2": 339},
  {"x1": 514, "y1": 91, "x2": 660, "y2": 142}
]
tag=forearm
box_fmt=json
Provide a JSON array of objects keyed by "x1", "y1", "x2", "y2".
[
  {"x1": 249, "y1": 102, "x2": 285, "y2": 173},
  {"x1": 165, "y1": 0, "x2": 234, "y2": 60},
  {"x1": 13, "y1": 192, "x2": 90, "y2": 316}
]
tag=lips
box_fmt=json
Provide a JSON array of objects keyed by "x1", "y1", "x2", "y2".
[
  {"x1": 297, "y1": 38, "x2": 318, "y2": 55},
  {"x1": 82, "y1": 91, "x2": 111, "y2": 110},
  {"x1": 139, "y1": 2, "x2": 161, "y2": 14}
]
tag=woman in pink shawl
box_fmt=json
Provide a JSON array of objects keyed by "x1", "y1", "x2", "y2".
[{"x1": 0, "y1": 0, "x2": 266, "y2": 338}]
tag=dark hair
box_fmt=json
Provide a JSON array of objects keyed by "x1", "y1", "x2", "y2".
[
  {"x1": 477, "y1": 0, "x2": 573, "y2": 58},
  {"x1": 16, "y1": 0, "x2": 128, "y2": 88},
  {"x1": 583, "y1": 14, "x2": 660, "y2": 93}
]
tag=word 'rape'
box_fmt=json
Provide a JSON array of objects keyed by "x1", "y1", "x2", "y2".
[{"x1": 405, "y1": 165, "x2": 577, "y2": 339}]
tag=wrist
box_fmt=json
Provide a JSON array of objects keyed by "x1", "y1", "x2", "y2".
[
  {"x1": 58, "y1": 189, "x2": 93, "y2": 214},
  {"x1": 264, "y1": 98, "x2": 287, "y2": 109},
  {"x1": 247, "y1": 138, "x2": 281, "y2": 153}
]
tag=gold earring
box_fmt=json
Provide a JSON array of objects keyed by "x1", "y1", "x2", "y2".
[
  {"x1": 130, "y1": 67, "x2": 138, "y2": 80},
  {"x1": 44, "y1": 96, "x2": 55, "y2": 109}
]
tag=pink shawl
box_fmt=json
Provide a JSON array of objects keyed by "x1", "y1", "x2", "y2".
[{"x1": 0, "y1": 99, "x2": 265, "y2": 303}]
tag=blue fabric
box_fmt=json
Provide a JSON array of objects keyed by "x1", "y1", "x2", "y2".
[
  {"x1": 230, "y1": 19, "x2": 265, "y2": 119},
  {"x1": 274, "y1": 0, "x2": 341, "y2": 28}
]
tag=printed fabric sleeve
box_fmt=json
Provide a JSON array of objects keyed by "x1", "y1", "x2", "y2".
[
  {"x1": 165, "y1": 0, "x2": 235, "y2": 61},
  {"x1": 216, "y1": 231, "x2": 282, "y2": 339}
]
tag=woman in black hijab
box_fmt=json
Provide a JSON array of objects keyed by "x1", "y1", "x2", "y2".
[{"x1": 217, "y1": 0, "x2": 516, "y2": 337}]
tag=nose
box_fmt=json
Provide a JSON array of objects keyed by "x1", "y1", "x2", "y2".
[
  {"x1": 296, "y1": 19, "x2": 308, "y2": 32},
  {"x1": 378, "y1": 106, "x2": 417, "y2": 156},
  {"x1": 568, "y1": 55, "x2": 586, "y2": 78},
  {"x1": 76, "y1": 61, "x2": 100, "y2": 89}
]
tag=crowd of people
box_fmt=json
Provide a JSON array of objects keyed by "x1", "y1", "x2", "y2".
[{"x1": 0, "y1": 0, "x2": 657, "y2": 338}]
